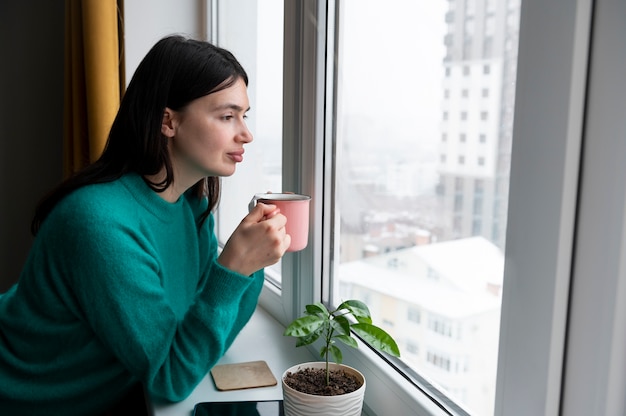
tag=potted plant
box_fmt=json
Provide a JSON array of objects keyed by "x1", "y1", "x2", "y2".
[{"x1": 282, "y1": 300, "x2": 400, "y2": 416}]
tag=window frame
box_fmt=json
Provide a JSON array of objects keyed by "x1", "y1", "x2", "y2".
[
  {"x1": 494, "y1": 0, "x2": 591, "y2": 414},
  {"x1": 560, "y1": 1, "x2": 626, "y2": 414},
  {"x1": 256, "y1": 0, "x2": 326, "y2": 324}
]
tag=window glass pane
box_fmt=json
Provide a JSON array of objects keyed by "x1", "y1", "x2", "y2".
[
  {"x1": 331, "y1": 0, "x2": 520, "y2": 414},
  {"x1": 214, "y1": 0, "x2": 284, "y2": 279}
]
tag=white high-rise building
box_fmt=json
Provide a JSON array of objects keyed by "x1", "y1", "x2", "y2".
[{"x1": 438, "y1": 0, "x2": 520, "y2": 249}]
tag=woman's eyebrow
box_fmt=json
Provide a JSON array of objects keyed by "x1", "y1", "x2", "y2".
[{"x1": 214, "y1": 103, "x2": 251, "y2": 112}]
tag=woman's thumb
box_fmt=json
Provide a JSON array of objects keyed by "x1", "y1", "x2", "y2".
[{"x1": 248, "y1": 202, "x2": 280, "y2": 222}]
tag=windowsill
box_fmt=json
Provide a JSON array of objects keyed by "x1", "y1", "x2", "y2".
[
  {"x1": 151, "y1": 306, "x2": 315, "y2": 416},
  {"x1": 151, "y1": 300, "x2": 450, "y2": 416}
]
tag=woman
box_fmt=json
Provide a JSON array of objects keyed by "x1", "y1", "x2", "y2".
[{"x1": 0, "y1": 35, "x2": 290, "y2": 415}]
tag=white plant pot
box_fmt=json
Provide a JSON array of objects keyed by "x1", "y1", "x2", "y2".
[{"x1": 281, "y1": 362, "x2": 366, "y2": 416}]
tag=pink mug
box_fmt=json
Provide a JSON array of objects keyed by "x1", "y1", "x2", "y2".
[{"x1": 249, "y1": 193, "x2": 311, "y2": 252}]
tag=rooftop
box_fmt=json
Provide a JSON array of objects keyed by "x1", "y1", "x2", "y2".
[{"x1": 339, "y1": 236, "x2": 503, "y2": 318}]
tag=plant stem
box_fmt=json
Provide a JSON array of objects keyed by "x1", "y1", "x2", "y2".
[{"x1": 325, "y1": 310, "x2": 334, "y2": 386}]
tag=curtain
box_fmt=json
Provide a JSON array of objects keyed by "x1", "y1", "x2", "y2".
[{"x1": 64, "y1": 0, "x2": 125, "y2": 177}]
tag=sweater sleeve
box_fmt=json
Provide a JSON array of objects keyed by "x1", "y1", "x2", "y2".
[
  {"x1": 199, "y1": 215, "x2": 266, "y2": 354},
  {"x1": 45, "y1": 196, "x2": 264, "y2": 402},
  {"x1": 148, "y1": 258, "x2": 264, "y2": 401}
]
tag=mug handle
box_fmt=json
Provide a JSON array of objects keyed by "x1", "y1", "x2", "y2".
[
  {"x1": 248, "y1": 192, "x2": 273, "y2": 213},
  {"x1": 248, "y1": 194, "x2": 260, "y2": 213}
]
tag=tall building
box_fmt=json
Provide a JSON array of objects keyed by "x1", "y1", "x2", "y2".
[{"x1": 437, "y1": 0, "x2": 520, "y2": 249}]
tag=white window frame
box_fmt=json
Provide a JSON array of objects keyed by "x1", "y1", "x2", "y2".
[
  {"x1": 562, "y1": 0, "x2": 626, "y2": 410},
  {"x1": 256, "y1": 0, "x2": 327, "y2": 324},
  {"x1": 494, "y1": 0, "x2": 593, "y2": 413}
]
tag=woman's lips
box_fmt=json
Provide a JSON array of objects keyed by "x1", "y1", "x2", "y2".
[{"x1": 228, "y1": 150, "x2": 244, "y2": 162}]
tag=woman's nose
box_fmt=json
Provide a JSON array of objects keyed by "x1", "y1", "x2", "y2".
[{"x1": 238, "y1": 123, "x2": 253, "y2": 143}]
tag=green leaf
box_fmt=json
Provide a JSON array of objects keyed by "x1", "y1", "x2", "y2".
[
  {"x1": 305, "y1": 302, "x2": 329, "y2": 317},
  {"x1": 334, "y1": 334, "x2": 358, "y2": 349},
  {"x1": 351, "y1": 323, "x2": 401, "y2": 357},
  {"x1": 320, "y1": 345, "x2": 329, "y2": 360},
  {"x1": 330, "y1": 315, "x2": 351, "y2": 336},
  {"x1": 340, "y1": 300, "x2": 372, "y2": 324},
  {"x1": 295, "y1": 331, "x2": 321, "y2": 347},
  {"x1": 328, "y1": 344, "x2": 343, "y2": 364},
  {"x1": 283, "y1": 315, "x2": 326, "y2": 338}
]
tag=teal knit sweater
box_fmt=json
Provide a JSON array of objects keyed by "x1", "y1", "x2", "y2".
[{"x1": 0, "y1": 173, "x2": 264, "y2": 415}]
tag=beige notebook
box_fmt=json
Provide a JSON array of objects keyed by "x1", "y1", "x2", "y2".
[{"x1": 210, "y1": 360, "x2": 278, "y2": 391}]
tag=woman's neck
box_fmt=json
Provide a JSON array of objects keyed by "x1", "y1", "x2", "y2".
[{"x1": 143, "y1": 172, "x2": 187, "y2": 203}]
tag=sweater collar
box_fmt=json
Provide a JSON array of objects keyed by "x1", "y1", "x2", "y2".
[{"x1": 120, "y1": 173, "x2": 185, "y2": 222}]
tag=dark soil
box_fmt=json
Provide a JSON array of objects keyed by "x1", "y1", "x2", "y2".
[{"x1": 283, "y1": 367, "x2": 363, "y2": 396}]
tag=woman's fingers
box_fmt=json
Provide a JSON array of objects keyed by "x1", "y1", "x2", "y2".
[{"x1": 218, "y1": 209, "x2": 290, "y2": 275}]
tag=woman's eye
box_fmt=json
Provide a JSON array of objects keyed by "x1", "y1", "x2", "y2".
[{"x1": 221, "y1": 113, "x2": 247, "y2": 121}]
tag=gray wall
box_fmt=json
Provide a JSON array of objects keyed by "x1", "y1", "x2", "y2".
[{"x1": 0, "y1": 1, "x2": 65, "y2": 292}]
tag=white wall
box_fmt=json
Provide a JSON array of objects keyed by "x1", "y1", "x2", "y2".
[{"x1": 124, "y1": 0, "x2": 205, "y2": 82}]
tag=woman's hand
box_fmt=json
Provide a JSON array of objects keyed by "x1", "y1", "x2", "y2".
[{"x1": 217, "y1": 203, "x2": 291, "y2": 276}]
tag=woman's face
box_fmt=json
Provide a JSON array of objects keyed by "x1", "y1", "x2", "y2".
[{"x1": 162, "y1": 77, "x2": 253, "y2": 184}]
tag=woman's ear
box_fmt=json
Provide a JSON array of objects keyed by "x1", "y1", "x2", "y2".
[{"x1": 161, "y1": 108, "x2": 176, "y2": 138}]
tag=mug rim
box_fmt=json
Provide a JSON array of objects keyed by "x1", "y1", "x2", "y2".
[{"x1": 255, "y1": 193, "x2": 311, "y2": 201}]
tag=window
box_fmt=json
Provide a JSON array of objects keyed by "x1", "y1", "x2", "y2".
[
  {"x1": 428, "y1": 315, "x2": 456, "y2": 338},
  {"x1": 454, "y1": 194, "x2": 463, "y2": 212},
  {"x1": 215, "y1": 0, "x2": 615, "y2": 415},
  {"x1": 445, "y1": 10, "x2": 455, "y2": 24},
  {"x1": 485, "y1": 14, "x2": 496, "y2": 36},
  {"x1": 406, "y1": 341, "x2": 419, "y2": 355},
  {"x1": 331, "y1": 1, "x2": 514, "y2": 414},
  {"x1": 427, "y1": 350, "x2": 451, "y2": 371},
  {"x1": 455, "y1": 177, "x2": 464, "y2": 192},
  {"x1": 475, "y1": 179, "x2": 484, "y2": 194},
  {"x1": 408, "y1": 307, "x2": 421, "y2": 324},
  {"x1": 483, "y1": 36, "x2": 494, "y2": 58},
  {"x1": 464, "y1": 16, "x2": 475, "y2": 36}
]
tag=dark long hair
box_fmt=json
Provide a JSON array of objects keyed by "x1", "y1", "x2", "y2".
[{"x1": 32, "y1": 35, "x2": 248, "y2": 235}]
